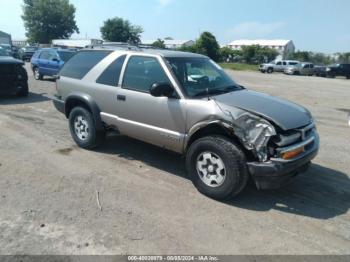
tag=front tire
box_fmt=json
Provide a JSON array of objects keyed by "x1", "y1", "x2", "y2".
[
  {"x1": 68, "y1": 106, "x2": 105, "y2": 149},
  {"x1": 267, "y1": 68, "x2": 273, "y2": 74},
  {"x1": 186, "y1": 136, "x2": 249, "y2": 200},
  {"x1": 16, "y1": 82, "x2": 29, "y2": 97}
]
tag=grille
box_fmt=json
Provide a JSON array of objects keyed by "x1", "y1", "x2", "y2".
[{"x1": 270, "y1": 122, "x2": 316, "y2": 158}]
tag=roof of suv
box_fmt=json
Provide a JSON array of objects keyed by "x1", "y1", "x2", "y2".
[{"x1": 86, "y1": 46, "x2": 208, "y2": 59}]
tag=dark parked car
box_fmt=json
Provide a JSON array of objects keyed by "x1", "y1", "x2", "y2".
[
  {"x1": 18, "y1": 46, "x2": 39, "y2": 61},
  {"x1": 314, "y1": 65, "x2": 327, "y2": 77},
  {"x1": 0, "y1": 54, "x2": 28, "y2": 97},
  {"x1": 31, "y1": 48, "x2": 76, "y2": 80},
  {"x1": 326, "y1": 64, "x2": 350, "y2": 79}
]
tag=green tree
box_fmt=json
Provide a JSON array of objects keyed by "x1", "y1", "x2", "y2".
[
  {"x1": 287, "y1": 50, "x2": 337, "y2": 65},
  {"x1": 241, "y1": 45, "x2": 257, "y2": 63},
  {"x1": 100, "y1": 17, "x2": 143, "y2": 44},
  {"x1": 178, "y1": 43, "x2": 199, "y2": 53},
  {"x1": 337, "y1": 52, "x2": 350, "y2": 63},
  {"x1": 22, "y1": 0, "x2": 79, "y2": 44},
  {"x1": 152, "y1": 38, "x2": 166, "y2": 49},
  {"x1": 196, "y1": 32, "x2": 221, "y2": 61},
  {"x1": 219, "y1": 47, "x2": 242, "y2": 62},
  {"x1": 241, "y1": 45, "x2": 278, "y2": 64}
]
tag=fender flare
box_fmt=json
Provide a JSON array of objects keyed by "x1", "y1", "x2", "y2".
[
  {"x1": 184, "y1": 119, "x2": 234, "y2": 151},
  {"x1": 65, "y1": 92, "x2": 104, "y2": 131}
]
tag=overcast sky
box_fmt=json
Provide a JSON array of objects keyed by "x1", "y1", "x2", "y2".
[{"x1": 1, "y1": 0, "x2": 349, "y2": 53}]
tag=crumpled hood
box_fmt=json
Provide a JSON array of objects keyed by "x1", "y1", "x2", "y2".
[{"x1": 215, "y1": 89, "x2": 312, "y2": 130}]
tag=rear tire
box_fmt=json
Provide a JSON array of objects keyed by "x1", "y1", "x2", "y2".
[
  {"x1": 186, "y1": 136, "x2": 249, "y2": 200},
  {"x1": 68, "y1": 106, "x2": 105, "y2": 149}
]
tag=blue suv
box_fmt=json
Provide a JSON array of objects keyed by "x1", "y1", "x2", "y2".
[{"x1": 31, "y1": 48, "x2": 76, "y2": 80}]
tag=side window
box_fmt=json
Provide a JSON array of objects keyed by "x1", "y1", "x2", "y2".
[
  {"x1": 59, "y1": 50, "x2": 112, "y2": 79},
  {"x1": 39, "y1": 51, "x2": 50, "y2": 60},
  {"x1": 122, "y1": 56, "x2": 170, "y2": 93},
  {"x1": 48, "y1": 51, "x2": 57, "y2": 60},
  {"x1": 96, "y1": 55, "x2": 126, "y2": 86},
  {"x1": 282, "y1": 61, "x2": 287, "y2": 65},
  {"x1": 310, "y1": 64, "x2": 314, "y2": 68},
  {"x1": 276, "y1": 61, "x2": 282, "y2": 65}
]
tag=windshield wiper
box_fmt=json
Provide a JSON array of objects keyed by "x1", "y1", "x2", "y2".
[{"x1": 193, "y1": 85, "x2": 242, "y2": 98}]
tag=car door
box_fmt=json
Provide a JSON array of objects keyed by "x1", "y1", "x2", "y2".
[
  {"x1": 46, "y1": 51, "x2": 59, "y2": 76},
  {"x1": 113, "y1": 55, "x2": 187, "y2": 152},
  {"x1": 338, "y1": 64, "x2": 345, "y2": 76},
  {"x1": 309, "y1": 64, "x2": 314, "y2": 75},
  {"x1": 302, "y1": 64, "x2": 309, "y2": 75},
  {"x1": 275, "y1": 61, "x2": 283, "y2": 71},
  {"x1": 282, "y1": 61, "x2": 287, "y2": 71},
  {"x1": 38, "y1": 50, "x2": 55, "y2": 75}
]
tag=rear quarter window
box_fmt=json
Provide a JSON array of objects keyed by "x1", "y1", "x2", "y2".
[
  {"x1": 59, "y1": 50, "x2": 112, "y2": 79},
  {"x1": 96, "y1": 55, "x2": 126, "y2": 86}
]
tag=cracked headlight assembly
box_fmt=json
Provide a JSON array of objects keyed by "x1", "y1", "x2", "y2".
[{"x1": 231, "y1": 113, "x2": 276, "y2": 162}]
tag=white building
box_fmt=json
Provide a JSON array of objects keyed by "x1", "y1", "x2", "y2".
[
  {"x1": 12, "y1": 39, "x2": 28, "y2": 47},
  {"x1": 142, "y1": 39, "x2": 195, "y2": 49},
  {"x1": 52, "y1": 38, "x2": 103, "y2": 48},
  {"x1": 228, "y1": 39, "x2": 295, "y2": 58}
]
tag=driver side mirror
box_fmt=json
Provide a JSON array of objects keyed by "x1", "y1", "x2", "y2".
[{"x1": 150, "y1": 82, "x2": 175, "y2": 98}]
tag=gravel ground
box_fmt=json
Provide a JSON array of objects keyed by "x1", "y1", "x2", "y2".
[{"x1": 0, "y1": 64, "x2": 349, "y2": 255}]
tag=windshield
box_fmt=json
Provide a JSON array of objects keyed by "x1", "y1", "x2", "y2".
[
  {"x1": 58, "y1": 51, "x2": 75, "y2": 62},
  {"x1": 165, "y1": 57, "x2": 241, "y2": 98},
  {"x1": 0, "y1": 48, "x2": 8, "y2": 56}
]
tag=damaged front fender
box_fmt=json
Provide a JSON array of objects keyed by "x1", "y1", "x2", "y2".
[{"x1": 230, "y1": 113, "x2": 276, "y2": 162}]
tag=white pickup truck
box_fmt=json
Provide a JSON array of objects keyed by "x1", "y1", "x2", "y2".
[{"x1": 259, "y1": 60, "x2": 299, "y2": 73}]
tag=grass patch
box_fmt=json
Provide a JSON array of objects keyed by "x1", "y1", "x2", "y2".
[{"x1": 219, "y1": 63, "x2": 259, "y2": 71}]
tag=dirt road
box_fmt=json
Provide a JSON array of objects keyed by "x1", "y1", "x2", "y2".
[{"x1": 0, "y1": 65, "x2": 349, "y2": 254}]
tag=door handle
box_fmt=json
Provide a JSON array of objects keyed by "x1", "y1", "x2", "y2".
[{"x1": 117, "y1": 95, "x2": 126, "y2": 101}]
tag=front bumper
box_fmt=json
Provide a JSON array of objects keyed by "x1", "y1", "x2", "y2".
[
  {"x1": 247, "y1": 134, "x2": 319, "y2": 190},
  {"x1": 51, "y1": 95, "x2": 65, "y2": 115}
]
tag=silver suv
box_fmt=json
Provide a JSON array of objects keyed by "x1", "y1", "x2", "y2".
[
  {"x1": 259, "y1": 60, "x2": 300, "y2": 73},
  {"x1": 52, "y1": 45, "x2": 319, "y2": 199}
]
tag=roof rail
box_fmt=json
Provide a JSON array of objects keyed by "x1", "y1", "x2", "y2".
[
  {"x1": 86, "y1": 42, "x2": 140, "y2": 51},
  {"x1": 85, "y1": 42, "x2": 167, "y2": 51}
]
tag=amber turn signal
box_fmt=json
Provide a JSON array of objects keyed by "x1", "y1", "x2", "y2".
[{"x1": 282, "y1": 147, "x2": 305, "y2": 160}]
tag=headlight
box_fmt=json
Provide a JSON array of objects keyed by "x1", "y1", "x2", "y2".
[
  {"x1": 231, "y1": 112, "x2": 276, "y2": 162},
  {"x1": 326, "y1": 68, "x2": 331, "y2": 71}
]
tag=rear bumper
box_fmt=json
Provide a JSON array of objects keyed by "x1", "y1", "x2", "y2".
[
  {"x1": 0, "y1": 81, "x2": 27, "y2": 95},
  {"x1": 248, "y1": 134, "x2": 319, "y2": 190},
  {"x1": 51, "y1": 95, "x2": 65, "y2": 115}
]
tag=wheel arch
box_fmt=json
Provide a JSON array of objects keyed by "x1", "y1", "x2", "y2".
[
  {"x1": 184, "y1": 121, "x2": 254, "y2": 160},
  {"x1": 64, "y1": 93, "x2": 104, "y2": 131}
]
